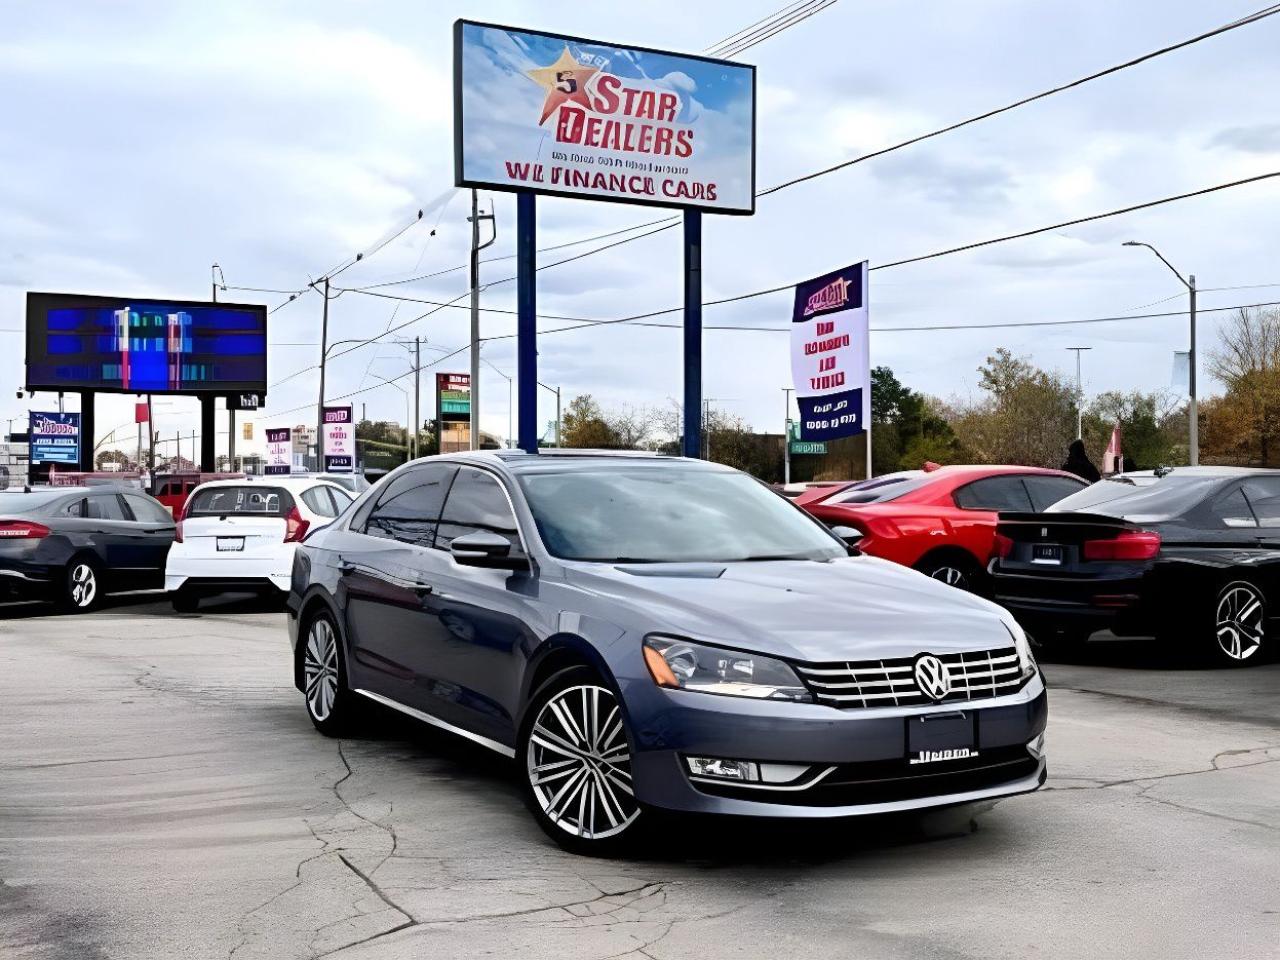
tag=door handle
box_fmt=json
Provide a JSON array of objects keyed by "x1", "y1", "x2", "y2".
[{"x1": 338, "y1": 560, "x2": 358, "y2": 575}]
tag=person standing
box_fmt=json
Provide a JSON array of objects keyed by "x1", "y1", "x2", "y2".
[{"x1": 1062, "y1": 438, "x2": 1101, "y2": 482}]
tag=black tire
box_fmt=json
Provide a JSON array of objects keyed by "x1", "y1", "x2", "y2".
[
  {"x1": 60, "y1": 556, "x2": 102, "y2": 613},
  {"x1": 1209, "y1": 580, "x2": 1268, "y2": 667},
  {"x1": 299, "y1": 610, "x2": 360, "y2": 736},
  {"x1": 518, "y1": 666, "x2": 644, "y2": 857},
  {"x1": 915, "y1": 553, "x2": 982, "y2": 593},
  {"x1": 171, "y1": 590, "x2": 199, "y2": 614}
]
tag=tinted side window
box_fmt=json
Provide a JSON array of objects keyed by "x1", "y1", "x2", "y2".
[
  {"x1": 1025, "y1": 475, "x2": 1087, "y2": 511},
  {"x1": 122, "y1": 494, "x2": 173, "y2": 524},
  {"x1": 1212, "y1": 487, "x2": 1257, "y2": 528},
  {"x1": 1242, "y1": 477, "x2": 1280, "y2": 527},
  {"x1": 85, "y1": 494, "x2": 128, "y2": 521},
  {"x1": 301, "y1": 487, "x2": 337, "y2": 518},
  {"x1": 362, "y1": 464, "x2": 456, "y2": 546},
  {"x1": 328, "y1": 487, "x2": 354, "y2": 513},
  {"x1": 435, "y1": 468, "x2": 524, "y2": 555},
  {"x1": 953, "y1": 476, "x2": 1034, "y2": 512}
]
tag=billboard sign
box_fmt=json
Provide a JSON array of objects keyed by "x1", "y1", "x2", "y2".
[
  {"x1": 29, "y1": 411, "x2": 81, "y2": 465},
  {"x1": 436, "y1": 373, "x2": 471, "y2": 423},
  {"x1": 321, "y1": 405, "x2": 354, "y2": 473},
  {"x1": 454, "y1": 20, "x2": 756, "y2": 214},
  {"x1": 25, "y1": 292, "x2": 267, "y2": 397},
  {"x1": 265, "y1": 427, "x2": 291, "y2": 475},
  {"x1": 790, "y1": 262, "x2": 870, "y2": 442}
]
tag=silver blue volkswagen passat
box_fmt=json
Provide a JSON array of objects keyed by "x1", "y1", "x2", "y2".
[{"x1": 287, "y1": 451, "x2": 1047, "y2": 854}]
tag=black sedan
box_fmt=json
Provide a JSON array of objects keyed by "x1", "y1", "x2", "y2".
[
  {"x1": 0, "y1": 485, "x2": 176, "y2": 612},
  {"x1": 990, "y1": 467, "x2": 1280, "y2": 666}
]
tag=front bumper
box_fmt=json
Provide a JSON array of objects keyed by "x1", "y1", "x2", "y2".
[{"x1": 623, "y1": 675, "x2": 1047, "y2": 818}]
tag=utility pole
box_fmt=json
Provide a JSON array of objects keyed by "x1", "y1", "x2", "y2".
[
  {"x1": 316, "y1": 277, "x2": 330, "y2": 471},
  {"x1": 414, "y1": 337, "x2": 422, "y2": 460},
  {"x1": 1065, "y1": 347, "x2": 1092, "y2": 441},
  {"x1": 468, "y1": 190, "x2": 497, "y2": 450},
  {"x1": 1122, "y1": 241, "x2": 1197, "y2": 465},
  {"x1": 783, "y1": 387, "x2": 793, "y2": 485},
  {"x1": 147, "y1": 396, "x2": 155, "y2": 490}
]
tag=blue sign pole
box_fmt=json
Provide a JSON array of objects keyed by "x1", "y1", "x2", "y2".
[
  {"x1": 516, "y1": 192, "x2": 539, "y2": 454},
  {"x1": 682, "y1": 210, "x2": 702, "y2": 459}
]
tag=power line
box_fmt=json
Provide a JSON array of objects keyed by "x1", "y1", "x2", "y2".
[
  {"x1": 707, "y1": 0, "x2": 840, "y2": 59},
  {"x1": 474, "y1": 169, "x2": 1280, "y2": 339}
]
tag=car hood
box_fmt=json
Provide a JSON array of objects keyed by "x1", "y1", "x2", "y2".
[{"x1": 563, "y1": 555, "x2": 1016, "y2": 662}]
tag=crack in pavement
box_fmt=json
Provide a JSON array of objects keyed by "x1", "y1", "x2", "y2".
[
  {"x1": 1050, "y1": 683, "x2": 1280, "y2": 730},
  {"x1": 1044, "y1": 745, "x2": 1280, "y2": 792}
]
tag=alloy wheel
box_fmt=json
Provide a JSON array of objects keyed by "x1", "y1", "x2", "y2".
[
  {"x1": 526, "y1": 684, "x2": 639, "y2": 840},
  {"x1": 1215, "y1": 582, "x2": 1265, "y2": 661},
  {"x1": 69, "y1": 563, "x2": 97, "y2": 608},
  {"x1": 929, "y1": 565, "x2": 967, "y2": 588},
  {"x1": 303, "y1": 619, "x2": 340, "y2": 721}
]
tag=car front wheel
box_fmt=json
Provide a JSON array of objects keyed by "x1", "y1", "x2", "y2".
[
  {"x1": 1212, "y1": 580, "x2": 1267, "y2": 666},
  {"x1": 519, "y1": 667, "x2": 642, "y2": 855}
]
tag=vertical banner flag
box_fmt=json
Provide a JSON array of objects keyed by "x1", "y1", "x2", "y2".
[
  {"x1": 790, "y1": 262, "x2": 870, "y2": 441},
  {"x1": 321, "y1": 405, "x2": 355, "y2": 473},
  {"x1": 30, "y1": 411, "x2": 81, "y2": 464},
  {"x1": 1103, "y1": 422, "x2": 1123, "y2": 475},
  {"x1": 265, "y1": 427, "x2": 292, "y2": 475}
]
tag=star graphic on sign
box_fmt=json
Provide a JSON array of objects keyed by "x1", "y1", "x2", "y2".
[{"x1": 526, "y1": 46, "x2": 599, "y2": 125}]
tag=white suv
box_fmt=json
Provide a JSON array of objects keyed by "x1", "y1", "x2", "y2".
[{"x1": 165, "y1": 477, "x2": 354, "y2": 611}]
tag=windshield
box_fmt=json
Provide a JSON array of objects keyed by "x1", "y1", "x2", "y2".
[
  {"x1": 1048, "y1": 475, "x2": 1220, "y2": 520},
  {"x1": 518, "y1": 467, "x2": 846, "y2": 563}
]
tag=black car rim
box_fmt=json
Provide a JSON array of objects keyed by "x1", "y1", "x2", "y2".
[
  {"x1": 929, "y1": 565, "x2": 968, "y2": 588},
  {"x1": 1216, "y1": 583, "x2": 1265, "y2": 661},
  {"x1": 526, "y1": 684, "x2": 639, "y2": 840},
  {"x1": 303, "y1": 619, "x2": 340, "y2": 721},
  {"x1": 69, "y1": 563, "x2": 97, "y2": 608}
]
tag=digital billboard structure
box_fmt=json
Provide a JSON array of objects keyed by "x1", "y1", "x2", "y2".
[
  {"x1": 25, "y1": 292, "x2": 268, "y2": 397},
  {"x1": 454, "y1": 21, "x2": 756, "y2": 214}
]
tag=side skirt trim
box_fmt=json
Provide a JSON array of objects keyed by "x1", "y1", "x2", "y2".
[{"x1": 353, "y1": 688, "x2": 517, "y2": 758}]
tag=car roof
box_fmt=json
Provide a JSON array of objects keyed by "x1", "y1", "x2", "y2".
[
  {"x1": 422, "y1": 450, "x2": 738, "y2": 476},
  {"x1": 192, "y1": 477, "x2": 346, "y2": 492}
]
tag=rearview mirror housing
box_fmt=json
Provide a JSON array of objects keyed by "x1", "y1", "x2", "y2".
[
  {"x1": 449, "y1": 530, "x2": 529, "y2": 570},
  {"x1": 829, "y1": 525, "x2": 863, "y2": 555}
]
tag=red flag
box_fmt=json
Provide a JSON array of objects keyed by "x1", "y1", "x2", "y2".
[
  {"x1": 1103, "y1": 423, "x2": 1123, "y2": 474},
  {"x1": 135, "y1": 403, "x2": 149, "y2": 424}
]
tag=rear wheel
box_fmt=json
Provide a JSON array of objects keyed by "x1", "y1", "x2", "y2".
[
  {"x1": 519, "y1": 667, "x2": 643, "y2": 856},
  {"x1": 61, "y1": 557, "x2": 101, "y2": 612},
  {"x1": 301, "y1": 612, "x2": 358, "y2": 735},
  {"x1": 1212, "y1": 581, "x2": 1267, "y2": 666},
  {"x1": 915, "y1": 553, "x2": 982, "y2": 592}
]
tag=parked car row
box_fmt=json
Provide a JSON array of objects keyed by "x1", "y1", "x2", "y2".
[{"x1": 0, "y1": 474, "x2": 360, "y2": 612}]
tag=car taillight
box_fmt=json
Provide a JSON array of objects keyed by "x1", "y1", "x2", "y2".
[
  {"x1": 1083, "y1": 530, "x2": 1161, "y2": 561},
  {"x1": 174, "y1": 499, "x2": 194, "y2": 543},
  {"x1": 993, "y1": 533, "x2": 1014, "y2": 559},
  {"x1": 284, "y1": 506, "x2": 310, "y2": 543},
  {"x1": 0, "y1": 520, "x2": 51, "y2": 539}
]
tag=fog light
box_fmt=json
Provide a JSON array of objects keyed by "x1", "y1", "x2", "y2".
[{"x1": 686, "y1": 757, "x2": 760, "y2": 782}]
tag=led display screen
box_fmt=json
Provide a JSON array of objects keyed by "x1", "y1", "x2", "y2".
[{"x1": 25, "y1": 292, "x2": 268, "y2": 396}]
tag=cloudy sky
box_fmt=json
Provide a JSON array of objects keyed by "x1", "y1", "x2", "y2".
[{"x1": 3, "y1": 0, "x2": 1279, "y2": 453}]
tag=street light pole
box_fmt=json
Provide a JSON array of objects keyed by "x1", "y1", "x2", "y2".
[
  {"x1": 468, "y1": 191, "x2": 496, "y2": 450},
  {"x1": 1122, "y1": 241, "x2": 1197, "y2": 465},
  {"x1": 414, "y1": 337, "x2": 421, "y2": 460},
  {"x1": 1065, "y1": 347, "x2": 1092, "y2": 441}
]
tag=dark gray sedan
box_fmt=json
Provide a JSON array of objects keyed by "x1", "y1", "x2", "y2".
[
  {"x1": 288, "y1": 451, "x2": 1047, "y2": 855},
  {"x1": 0, "y1": 485, "x2": 175, "y2": 611}
]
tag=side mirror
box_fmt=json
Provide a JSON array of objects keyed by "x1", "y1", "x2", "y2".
[
  {"x1": 829, "y1": 525, "x2": 863, "y2": 555},
  {"x1": 449, "y1": 530, "x2": 529, "y2": 570}
]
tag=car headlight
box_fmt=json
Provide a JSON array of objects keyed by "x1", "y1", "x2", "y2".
[
  {"x1": 642, "y1": 635, "x2": 812, "y2": 702},
  {"x1": 1003, "y1": 618, "x2": 1037, "y2": 681}
]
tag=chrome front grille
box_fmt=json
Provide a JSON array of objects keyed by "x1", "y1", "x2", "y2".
[{"x1": 794, "y1": 646, "x2": 1024, "y2": 709}]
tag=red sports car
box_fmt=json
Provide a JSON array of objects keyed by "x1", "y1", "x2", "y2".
[{"x1": 798, "y1": 465, "x2": 1088, "y2": 591}]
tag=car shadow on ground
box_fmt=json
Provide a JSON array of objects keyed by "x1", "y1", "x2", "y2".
[
  {"x1": 1034, "y1": 631, "x2": 1244, "y2": 671},
  {"x1": 352, "y1": 702, "x2": 996, "y2": 867}
]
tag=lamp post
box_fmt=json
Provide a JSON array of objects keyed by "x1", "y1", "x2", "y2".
[
  {"x1": 1065, "y1": 347, "x2": 1092, "y2": 441},
  {"x1": 782, "y1": 387, "x2": 794, "y2": 485},
  {"x1": 1123, "y1": 241, "x2": 1197, "y2": 465}
]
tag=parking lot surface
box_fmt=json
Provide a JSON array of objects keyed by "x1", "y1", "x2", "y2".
[{"x1": 1, "y1": 596, "x2": 1277, "y2": 960}]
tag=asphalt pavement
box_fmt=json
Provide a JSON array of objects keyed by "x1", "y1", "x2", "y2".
[{"x1": 1, "y1": 595, "x2": 1277, "y2": 959}]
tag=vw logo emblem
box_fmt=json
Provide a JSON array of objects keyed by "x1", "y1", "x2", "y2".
[{"x1": 913, "y1": 654, "x2": 952, "y2": 701}]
